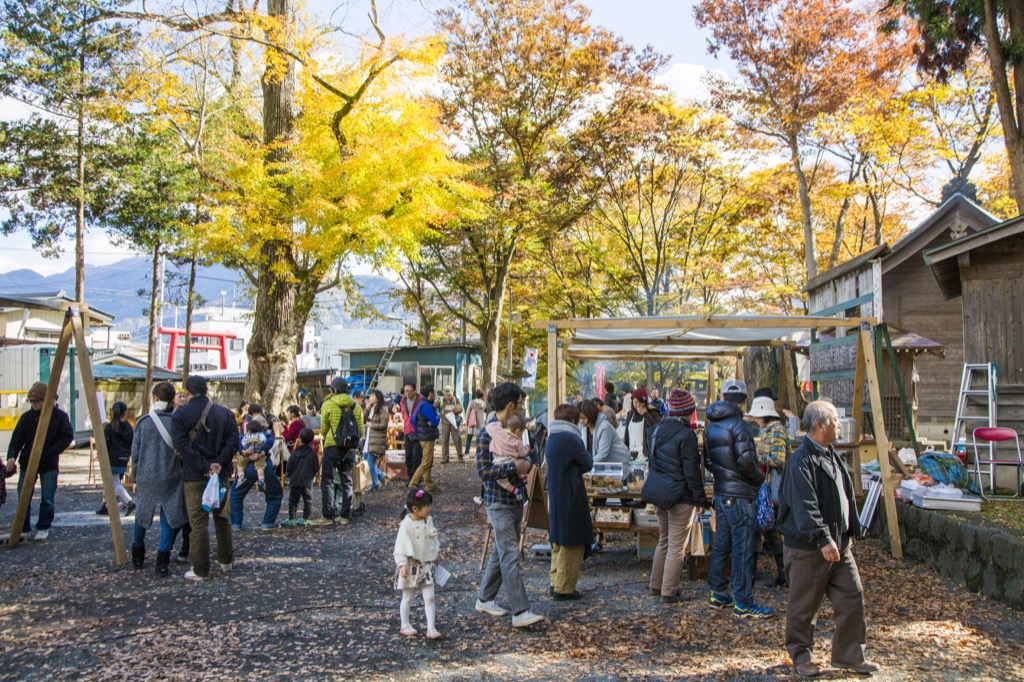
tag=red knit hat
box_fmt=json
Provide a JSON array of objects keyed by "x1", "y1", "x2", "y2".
[
  {"x1": 667, "y1": 388, "x2": 696, "y2": 416},
  {"x1": 631, "y1": 386, "x2": 649, "y2": 402}
]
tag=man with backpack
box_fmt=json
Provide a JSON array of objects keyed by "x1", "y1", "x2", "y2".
[
  {"x1": 310, "y1": 378, "x2": 363, "y2": 526},
  {"x1": 408, "y1": 384, "x2": 441, "y2": 492},
  {"x1": 172, "y1": 375, "x2": 239, "y2": 581}
]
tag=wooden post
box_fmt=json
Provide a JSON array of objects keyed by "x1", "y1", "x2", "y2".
[
  {"x1": 70, "y1": 311, "x2": 128, "y2": 565},
  {"x1": 780, "y1": 345, "x2": 798, "y2": 415},
  {"x1": 9, "y1": 313, "x2": 73, "y2": 548},
  {"x1": 556, "y1": 339, "x2": 566, "y2": 406},
  {"x1": 735, "y1": 355, "x2": 744, "y2": 383},
  {"x1": 705, "y1": 361, "x2": 716, "y2": 410},
  {"x1": 547, "y1": 324, "x2": 558, "y2": 418},
  {"x1": 858, "y1": 323, "x2": 903, "y2": 559}
]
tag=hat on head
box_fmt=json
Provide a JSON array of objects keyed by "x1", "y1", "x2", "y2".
[
  {"x1": 747, "y1": 396, "x2": 780, "y2": 420},
  {"x1": 722, "y1": 379, "x2": 747, "y2": 398},
  {"x1": 443, "y1": 386, "x2": 452, "y2": 394},
  {"x1": 330, "y1": 377, "x2": 350, "y2": 394},
  {"x1": 666, "y1": 388, "x2": 696, "y2": 416},
  {"x1": 631, "y1": 386, "x2": 648, "y2": 402},
  {"x1": 27, "y1": 382, "x2": 47, "y2": 402}
]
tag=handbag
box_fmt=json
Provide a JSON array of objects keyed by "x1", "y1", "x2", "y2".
[
  {"x1": 756, "y1": 481, "x2": 775, "y2": 531},
  {"x1": 640, "y1": 425, "x2": 688, "y2": 510},
  {"x1": 356, "y1": 456, "x2": 373, "y2": 493}
]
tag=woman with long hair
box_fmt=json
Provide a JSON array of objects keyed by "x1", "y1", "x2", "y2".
[
  {"x1": 98, "y1": 401, "x2": 136, "y2": 516},
  {"x1": 364, "y1": 389, "x2": 390, "y2": 489}
]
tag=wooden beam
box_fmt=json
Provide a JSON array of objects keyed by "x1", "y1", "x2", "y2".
[
  {"x1": 535, "y1": 315, "x2": 872, "y2": 331},
  {"x1": 565, "y1": 353, "x2": 744, "y2": 363},
  {"x1": 71, "y1": 311, "x2": 127, "y2": 565},
  {"x1": 706, "y1": 361, "x2": 716, "y2": 410},
  {"x1": 9, "y1": 312, "x2": 74, "y2": 548},
  {"x1": 547, "y1": 324, "x2": 557, "y2": 420},
  {"x1": 781, "y1": 345, "x2": 798, "y2": 415},
  {"x1": 851, "y1": 333, "x2": 867, "y2": 495},
  {"x1": 556, "y1": 339, "x2": 566, "y2": 406},
  {"x1": 859, "y1": 323, "x2": 903, "y2": 560},
  {"x1": 566, "y1": 338, "x2": 779, "y2": 348},
  {"x1": 735, "y1": 355, "x2": 744, "y2": 383}
]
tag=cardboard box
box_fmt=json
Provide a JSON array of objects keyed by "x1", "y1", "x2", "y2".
[{"x1": 636, "y1": 533, "x2": 657, "y2": 560}]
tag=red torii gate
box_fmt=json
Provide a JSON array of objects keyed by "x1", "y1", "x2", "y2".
[{"x1": 158, "y1": 327, "x2": 237, "y2": 370}]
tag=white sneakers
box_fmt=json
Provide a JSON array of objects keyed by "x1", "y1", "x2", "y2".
[
  {"x1": 30, "y1": 530, "x2": 48, "y2": 541},
  {"x1": 511, "y1": 610, "x2": 545, "y2": 628},
  {"x1": 475, "y1": 599, "x2": 508, "y2": 616},
  {"x1": 217, "y1": 561, "x2": 232, "y2": 572},
  {"x1": 475, "y1": 600, "x2": 545, "y2": 628},
  {"x1": 183, "y1": 569, "x2": 206, "y2": 581}
]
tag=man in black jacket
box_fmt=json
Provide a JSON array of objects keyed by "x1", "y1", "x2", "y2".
[
  {"x1": 777, "y1": 400, "x2": 880, "y2": 678},
  {"x1": 703, "y1": 379, "x2": 772, "y2": 619},
  {"x1": 172, "y1": 375, "x2": 238, "y2": 581},
  {"x1": 6, "y1": 382, "x2": 74, "y2": 541}
]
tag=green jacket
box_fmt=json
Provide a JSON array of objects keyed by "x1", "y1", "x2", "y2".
[{"x1": 321, "y1": 393, "x2": 364, "y2": 449}]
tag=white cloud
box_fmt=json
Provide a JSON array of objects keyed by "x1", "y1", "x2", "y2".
[{"x1": 656, "y1": 62, "x2": 729, "y2": 104}]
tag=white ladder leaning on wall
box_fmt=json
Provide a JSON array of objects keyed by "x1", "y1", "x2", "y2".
[{"x1": 952, "y1": 363, "x2": 997, "y2": 460}]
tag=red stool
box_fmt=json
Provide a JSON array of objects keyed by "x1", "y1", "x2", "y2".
[{"x1": 972, "y1": 427, "x2": 1024, "y2": 499}]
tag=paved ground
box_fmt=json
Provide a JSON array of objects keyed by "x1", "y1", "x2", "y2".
[{"x1": 0, "y1": 451, "x2": 1022, "y2": 681}]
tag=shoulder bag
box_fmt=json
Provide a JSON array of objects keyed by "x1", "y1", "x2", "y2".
[{"x1": 641, "y1": 425, "x2": 688, "y2": 510}]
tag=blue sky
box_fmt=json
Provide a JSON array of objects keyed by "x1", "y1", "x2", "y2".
[{"x1": 0, "y1": 0, "x2": 732, "y2": 275}]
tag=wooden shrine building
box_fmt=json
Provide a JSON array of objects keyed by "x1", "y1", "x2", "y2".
[
  {"x1": 804, "y1": 192, "x2": 1000, "y2": 440},
  {"x1": 925, "y1": 216, "x2": 1024, "y2": 436}
]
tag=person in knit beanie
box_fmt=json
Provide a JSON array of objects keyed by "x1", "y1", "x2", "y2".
[{"x1": 647, "y1": 386, "x2": 708, "y2": 604}]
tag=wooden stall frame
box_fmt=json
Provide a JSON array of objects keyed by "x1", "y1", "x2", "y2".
[
  {"x1": 539, "y1": 314, "x2": 903, "y2": 560},
  {"x1": 9, "y1": 307, "x2": 127, "y2": 565}
]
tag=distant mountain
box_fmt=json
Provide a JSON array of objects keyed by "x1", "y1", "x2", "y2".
[{"x1": 0, "y1": 258, "x2": 406, "y2": 334}]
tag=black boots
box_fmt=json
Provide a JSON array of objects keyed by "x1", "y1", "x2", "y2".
[
  {"x1": 155, "y1": 551, "x2": 170, "y2": 577},
  {"x1": 773, "y1": 555, "x2": 788, "y2": 588},
  {"x1": 131, "y1": 543, "x2": 145, "y2": 569},
  {"x1": 175, "y1": 525, "x2": 191, "y2": 563}
]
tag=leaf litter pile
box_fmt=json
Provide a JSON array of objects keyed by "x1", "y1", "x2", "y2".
[{"x1": 0, "y1": 464, "x2": 1022, "y2": 681}]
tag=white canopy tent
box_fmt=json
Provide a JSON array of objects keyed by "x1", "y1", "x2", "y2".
[{"x1": 536, "y1": 314, "x2": 903, "y2": 558}]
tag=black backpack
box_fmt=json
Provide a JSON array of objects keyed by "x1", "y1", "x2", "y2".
[{"x1": 335, "y1": 405, "x2": 360, "y2": 451}]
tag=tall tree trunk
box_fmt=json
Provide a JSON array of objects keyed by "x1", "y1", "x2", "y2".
[
  {"x1": 983, "y1": 0, "x2": 1024, "y2": 211},
  {"x1": 143, "y1": 241, "x2": 161, "y2": 413},
  {"x1": 788, "y1": 135, "x2": 817, "y2": 281},
  {"x1": 182, "y1": 253, "x2": 197, "y2": 383},
  {"x1": 244, "y1": 0, "x2": 298, "y2": 411},
  {"x1": 479, "y1": 319, "x2": 500, "y2": 389},
  {"x1": 75, "y1": 32, "x2": 86, "y2": 305}
]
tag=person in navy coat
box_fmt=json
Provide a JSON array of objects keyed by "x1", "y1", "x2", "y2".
[{"x1": 544, "y1": 403, "x2": 594, "y2": 600}]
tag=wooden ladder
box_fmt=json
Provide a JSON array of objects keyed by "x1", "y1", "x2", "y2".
[{"x1": 368, "y1": 336, "x2": 401, "y2": 392}]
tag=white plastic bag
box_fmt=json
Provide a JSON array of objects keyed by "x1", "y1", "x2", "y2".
[
  {"x1": 434, "y1": 564, "x2": 452, "y2": 588},
  {"x1": 201, "y1": 474, "x2": 221, "y2": 511},
  {"x1": 897, "y1": 447, "x2": 918, "y2": 468}
]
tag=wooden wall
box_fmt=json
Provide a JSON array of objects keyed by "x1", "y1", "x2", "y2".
[
  {"x1": 883, "y1": 255, "x2": 963, "y2": 429},
  {"x1": 961, "y1": 232, "x2": 1024, "y2": 434}
]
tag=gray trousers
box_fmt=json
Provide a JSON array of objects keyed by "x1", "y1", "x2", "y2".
[
  {"x1": 478, "y1": 502, "x2": 530, "y2": 615},
  {"x1": 441, "y1": 420, "x2": 463, "y2": 461},
  {"x1": 784, "y1": 542, "x2": 867, "y2": 667}
]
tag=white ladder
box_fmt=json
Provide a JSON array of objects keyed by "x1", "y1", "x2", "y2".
[
  {"x1": 368, "y1": 335, "x2": 401, "y2": 392},
  {"x1": 952, "y1": 363, "x2": 997, "y2": 459}
]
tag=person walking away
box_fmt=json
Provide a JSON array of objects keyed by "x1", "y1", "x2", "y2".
[
  {"x1": 301, "y1": 404, "x2": 321, "y2": 431},
  {"x1": 703, "y1": 379, "x2": 772, "y2": 619},
  {"x1": 394, "y1": 488, "x2": 443, "y2": 639},
  {"x1": 364, "y1": 390, "x2": 390, "y2": 489},
  {"x1": 544, "y1": 404, "x2": 593, "y2": 601},
  {"x1": 98, "y1": 401, "x2": 136, "y2": 516},
  {"x1": 309, "y1": 378, "x2": 362, "y2": 526},
  {"x1": 465, "y1": 389, "x2": 486, "y2": 458},
  {"x1": 172, "y1": 375, "x2": 237, "y2": 581},
  {"x1": 647, "y1": 389, "x2": 708, "y2": 603},
  {"x1": 409, "y1": 385, "x2": 441, "y2": 492},
  {"x1": 131, "y1": 382, "x2": 188, "y2": 575},
  {"x1": 474, "y1": 382, "x2": 544, "y2": 628},
  {"x1": 622, "y1": 387, "x2": 661, "y2": 462},
  {"x1": 229, "y1": 414, "x2": 284, "y2": 530},
  {"x1": 438, "y1": 387, "x2": 464, "y2": 463},
  {"x1": 281, "y1": 428, "x2": 319, "y2": 527},
  {"x1": 748, "y1": 393, "x2": 790, "y2": 588},
  {"x1": 578, "y1": 400, "x2": 630, "y2": 466},
  {"x1": 602, "y1": 382, "x2": 620, "y2": 414},
  {"x1": 777, "y1": 401, "x2": 880, "y2": 678},
  {"x1": 6, "y1": 381, "x2": 74, "y2": 541},
  {"x1": 399, "y1": 383, "x2": 423, "y2": 485}
]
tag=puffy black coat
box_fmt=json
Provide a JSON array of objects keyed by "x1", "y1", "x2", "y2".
[
  {"x1": 286, "y1": 444, "x2": 319, "y2": 488},
  {"x1": 647, "y1": 418, "x2": 708, "y2": 507},
  {"x1": 702, "y1": 400, "x2": 763, "y2": 499}
]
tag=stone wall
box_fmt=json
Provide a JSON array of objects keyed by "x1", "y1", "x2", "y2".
[{"x1": 888, "y1": 502, "x2": 1024, "y2": 610}]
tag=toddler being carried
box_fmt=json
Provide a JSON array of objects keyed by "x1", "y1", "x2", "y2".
[{"x1": 485, "y1": 413, "x2": 530, "y2": 498}]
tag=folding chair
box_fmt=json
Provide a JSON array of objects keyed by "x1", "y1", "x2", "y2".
[{"x1": 972, "y1": 427, "x2": 1024, "y2": 499}]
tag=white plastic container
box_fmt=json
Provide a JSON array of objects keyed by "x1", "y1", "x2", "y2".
[{"x1": 912, "y1": 491, "x2": 982, "y2": 511}]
